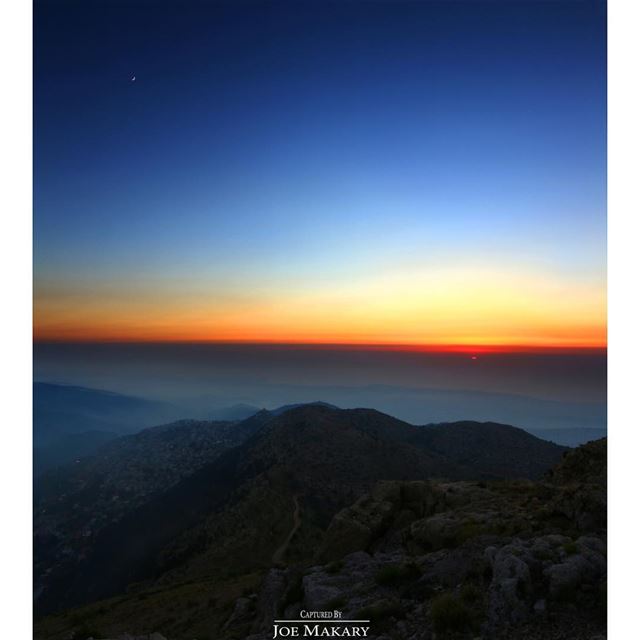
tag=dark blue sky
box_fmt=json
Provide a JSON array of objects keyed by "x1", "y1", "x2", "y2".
[{"x1": 34, "y1": 1, "x2": 606, "y2": 345}]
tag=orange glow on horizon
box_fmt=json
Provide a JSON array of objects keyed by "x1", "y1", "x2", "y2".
[
  {"x1": 34, "y1": 264, "x2": 606, "y2": 351},
  {"x1": 31, "y1": 334, "x2": 607, "y2": 353}
]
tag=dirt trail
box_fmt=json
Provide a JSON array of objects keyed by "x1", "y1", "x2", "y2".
[{"x1": 272, "y1": 494, "x2": 301, "y2": 565}]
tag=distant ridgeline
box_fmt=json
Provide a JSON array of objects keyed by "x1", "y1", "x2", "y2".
[
  {"x1": 33, "y1": 382, "x2": 604, "y2": 476},
  {"x1": 33, "y1": 383, "x2": 260, "y2": 475}
]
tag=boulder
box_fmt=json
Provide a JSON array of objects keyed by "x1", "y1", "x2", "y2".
[
  {"x1": 487, "y1": 543, "x2": 532, "y2": 627},
  {"x1": 410, "y1": 512, "x2": 461, "y2": 550},
  {"x1": 544, "y1": 547, "x2": 606, "y2": 601},
  {"x1": 254, "y1": 568, "x2": 289, "y2": 631},
  {"x1": 302, "y1": 572, "x2": 343, "y2": 610}
]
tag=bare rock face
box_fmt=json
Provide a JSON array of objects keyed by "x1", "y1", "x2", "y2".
[
  {"x1": 319, "y1": 480, "x2": 500, "y2": 561},
  {"x1": 319, "y1": 501, "x2": 389, "y2": 560},
  {"x1": 224, "y1": 595, "x2": 257, "y2": 629},
  {"x1": 253, "y1": 568, "x2": 289, "y2": 632},
  {"x1": 487, "y1": 542, "x2": 533, "y2": 628},
  {"x1": 483, "y1": 533, "x2": 607, "y2": 631},
  {"x1": 318, "y1": 481, "x2": 442, "y2": 561},
  {"x1": 544, "y1": 538, "x2": 606, "y2": 601},
  {"x1": 410, "y1": 512, "x2": 464, "y2": 550},
  {"x1": 302, "y1": 571, "x2": 343, "y2": 611},
  {"x1": 545, "y1": 438, "x2": 607, "y2": 532},
  {"x1": 417, "y1": 538, "x2": 492, "y2": 588},
  {"x1": 303, "y1": 551, "x2": 379, "y2": 611}
]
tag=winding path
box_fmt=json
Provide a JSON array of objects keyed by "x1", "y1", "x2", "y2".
[{"x1": 272, "y1": 494, "x2": 301, "y2": 565}]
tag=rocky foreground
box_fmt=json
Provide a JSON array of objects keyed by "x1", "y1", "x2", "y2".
[
  {"x1": 55, "y1": 438, "x2": 606, "y2": 640},
  {"x1": 232, "y1": 439, "x2": 606, "y2": 640}
]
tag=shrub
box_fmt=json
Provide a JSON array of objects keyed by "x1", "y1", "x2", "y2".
[
  {"x1": 431, "y1": 592, "x2": 474, "y2": 633},
  {"x1": 563, "y1": 541, "x2": 578, "y2": 555},
  {"x1": 455, "y1": 522, "x2": 485, "y2": 545},
  {"x1": 460, "y1": 582, "x2": 482, "y2": 604}
]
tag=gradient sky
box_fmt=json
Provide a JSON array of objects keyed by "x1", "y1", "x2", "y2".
[{"x1": 34, "y1": 0, "x2": 607, "y2": 346}]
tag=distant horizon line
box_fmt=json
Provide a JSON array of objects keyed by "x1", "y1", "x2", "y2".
[{"x1": 32, "y1": 339, "x2": 607, "y2": 354}]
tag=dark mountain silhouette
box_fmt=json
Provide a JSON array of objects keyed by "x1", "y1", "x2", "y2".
[
  {"x1": 34, "y1": 405, "x2": 567, "y2": 620},
  {"x1": 418, "y1": 420, "x2": 568, "y2": 479},
  {"x1": 270, "y1": 401, "x2": 340, "y2": 416},
  {"x1": 34, "y1": 424, "x2": 605, "y2": 640}
]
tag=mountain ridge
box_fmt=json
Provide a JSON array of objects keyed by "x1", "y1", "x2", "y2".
[{"x1": 34, "y1": 404, "x2": 567, "y2": 619}]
